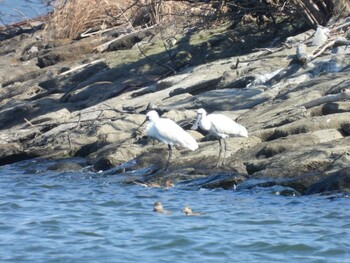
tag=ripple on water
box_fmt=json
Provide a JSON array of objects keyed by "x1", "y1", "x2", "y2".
[
  {"x1": 146, "y1": 235, "x2": 194, "y2": 250},
  {"x1": 1, "y1": 159, "x2": 350, "y2": 262}
]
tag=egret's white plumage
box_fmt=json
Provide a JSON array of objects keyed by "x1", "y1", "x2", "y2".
[
  {"x1": 145, "y1": 110, "x2": 198, "y2": 169},
  {"x1": 191, "y1": 108, "x2": 248, "y2": 167},
  {"x1": 192, "y1": 108, "x2": 248, "y2": 138}
]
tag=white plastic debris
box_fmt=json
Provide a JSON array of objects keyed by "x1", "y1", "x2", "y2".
[{"x1": 311, "y1": 26, "x2": 330, "y2": 46}]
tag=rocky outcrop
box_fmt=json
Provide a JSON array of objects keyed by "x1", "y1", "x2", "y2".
[{"x1": 1, "y1": 18, "x2": 350, "y2": 195}]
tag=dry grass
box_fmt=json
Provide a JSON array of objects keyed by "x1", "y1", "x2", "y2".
[
  {"x1": 45, "y1": 0, "x2": 209, "y2": 39},
  {"x1": 46, "y1": 0, "x2": 126, "y2": 39}
]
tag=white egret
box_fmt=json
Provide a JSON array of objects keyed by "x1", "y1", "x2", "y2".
[
  {"x1": 141, "y1": 110, "x2": 198, "y2": 170},
  {"x1": 191, "y1": 108, "x2": 248, "y2": 167}
]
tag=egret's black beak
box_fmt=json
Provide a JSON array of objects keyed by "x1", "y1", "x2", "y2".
[{"x1": 131, "y1": 117, "x2": 148, "y2": 138}]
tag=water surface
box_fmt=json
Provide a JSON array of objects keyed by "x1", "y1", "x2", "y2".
[
  {"x1": 0, "y1": 0, "x2": 50, "y2": 25},
  {"x1": 0, "y1": 158, "x2": 349, "y2": 262}
]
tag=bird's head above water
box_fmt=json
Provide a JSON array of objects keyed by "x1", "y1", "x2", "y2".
[
  {"x1": 153, "y1": 201, "x2": 164, "y2": 212},
  {"x1": 191, "y1": 108, "x2": 207, "y2": 130},
  {"x1": 181, "y1": 206, "x2": 192, "y2": 215}
]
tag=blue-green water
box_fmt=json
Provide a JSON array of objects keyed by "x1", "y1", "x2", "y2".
[
  {"x1": 0, "y1": 0, "x2": 51, "y2": 25},
  {"x1": 0, "y1": 158, "x2": 349, "y2": 262}
]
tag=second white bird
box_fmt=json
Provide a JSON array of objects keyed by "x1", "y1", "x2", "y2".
[{"x1": 191, "y1": 108, "x2": 248, "y2": 167}]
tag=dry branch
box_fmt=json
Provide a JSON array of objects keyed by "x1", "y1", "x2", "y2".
[
  {"x1": 290, "y1": 0, "x2": 319, "y2": 27},
  {"x1": 136, "y1": 41, "x2": 176, "y2": 74},
  {"x1": 24, "y1": 118, "x2": 35, "y2": 127},
  {"x1": 332, "y1": 20, "x2": 350, "y2": 32},
  {"x1": 59, "y1": 59, "x2": 106, "y2": 76},
  {"x1": 300, "y1": 89, "x2": 350, "y2": 109},
  {"x1": 80, "y1": 25, "x2": 129, "y2": 38},
  {"x1": 309, "y1": 39, "x2": 336, "y2": 61},
  {"x1": 94, "y1": 25, "x2": 157, "y2": 53}
]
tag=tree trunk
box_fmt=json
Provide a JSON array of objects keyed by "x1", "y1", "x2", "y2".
[{"x1": 291, "y1": 0, "x2": 350, "y2": 28}]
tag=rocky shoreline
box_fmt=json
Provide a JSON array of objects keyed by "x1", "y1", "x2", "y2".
[{"x1": 1, "y1": 16, "x2": 350, "y2": 195}]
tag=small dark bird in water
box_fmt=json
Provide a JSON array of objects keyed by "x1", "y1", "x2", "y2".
[
  {"x1": 153, "y1": 201, "x2": 172, "y2": 215},
  {"x1": 181, "y1": 206, "x2": 202, "y2": 216}
]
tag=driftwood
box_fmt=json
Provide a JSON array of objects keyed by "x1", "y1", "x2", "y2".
[
  {"x1": 246, "y1": 46, "x2": 287, "y2": 61},
  {"x1": 333, "y1": 37, "x2": 350, "y2": 47},
  {"x1": 80, "y1": 25, "x2": 131, "y2": 38},
  {"x1": 309, "y1": 35, "x2": 350, "y2": 62},
  {"x1": 332, "y1": 20, "x2": 350, "y2": 32},
  {"x1": 296, "y1": 43, "x2": 308, "y2": 64},
  {"x1": 300, "y1": 89, "x2": 350, "y2": 109},
  {"x1": 59, "y1": 59, "x2": 106, "y2": 76},
  {"x1": 94, "y1": 25, "x2": 157, "y2": 53},
  {"x1": 309, "y1": 39, "x2": 336, "y2": 61},
  {"x1": 307, "y1": 17, "x2": 350, "y2": 60}
]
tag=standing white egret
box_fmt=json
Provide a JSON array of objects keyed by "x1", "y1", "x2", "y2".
[
  {"x1": 191, "y1": 108, "x2": 248, "y2": 167},
  {"x1": 141, "y1": 110, "x2": 198, "y2": 170}
]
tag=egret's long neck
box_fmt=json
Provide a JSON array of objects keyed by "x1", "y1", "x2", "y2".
[
  {"x1": 149, "y1": 114, "x2": 159, "y2": 123},
  {"x1": 199, "y1": 114, "x2": 211, "y2": 131}
]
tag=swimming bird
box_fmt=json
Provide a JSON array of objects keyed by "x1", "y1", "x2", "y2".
[
  {"x1": 141, "y1": 110, "x2": 198, "y2": 170},
  {"x1": 181, "y1": 206, "x2": 202, "y2": 216},
  {"x1": 153, "y1": 201, "x2": 172, "y2": 214},
  {"x1": 191, "y1": 108, "x2": 248, "y2": 167}
]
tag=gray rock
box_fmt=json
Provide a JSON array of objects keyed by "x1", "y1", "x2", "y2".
[
  {"x1": 306, "y1": 167, "x2": 350, "y2": 194},
  {"x1": 1, "y1": 19, "x2": 350, "y2": 195},
  {"x1": 37, "y1": 52, "x2": 65, "y2": 68}
]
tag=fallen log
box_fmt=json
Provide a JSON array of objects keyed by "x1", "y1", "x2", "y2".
[{"x1": 300, "y1": 89, "x2": 350, "y2": 109}]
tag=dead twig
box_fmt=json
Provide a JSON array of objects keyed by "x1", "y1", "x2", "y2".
[
  {"x1": 59, "y1": 59, "x2": 106, "y2": 76},
  {"x1": 115, "y1": 2, "x2": 135, "y2": 32},
  {"x1": 309, "y1": 39, "x2": 336, "y2": 61},
  {"x1": 136, "y1": 40, "x2": 176, "y2": 74},
  {"x1": 75, "y1": 113, "x2": 82, "y2": 130},
  {"x1": 94, "y1": 25, "x2": 156, "y2": 53},
  {"x1": 24, "y1": 118, "x2": 42, "y2": 135},
  {"x1": 331, "y1": 20, "x2": 350, "y2": 32},
  {"x1": 68, "y1": 133, "x2": 72, "y2": 150},
  {"x1": 254, "y1": 46, "x2": 285, "y2": 58},
  {"x1": 24, "y1": 118, "x2": 35, "y2": 127},
  {"x1": 234, "y1": 58, "x2": 240, "y2": 69},
  {"x1": 80, "y1": 24, "x2": 129, "y2": 38}
]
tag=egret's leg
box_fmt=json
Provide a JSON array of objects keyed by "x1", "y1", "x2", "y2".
[
  {"x1": 216, "y1": 139, "x2": 223, "y2": 167},
  {"x1": 165, "y1": 144, "x2": 172, "y2": 170},
  {"x1": 222, "y1": 139, "x2": 227, "y2": 166}
]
